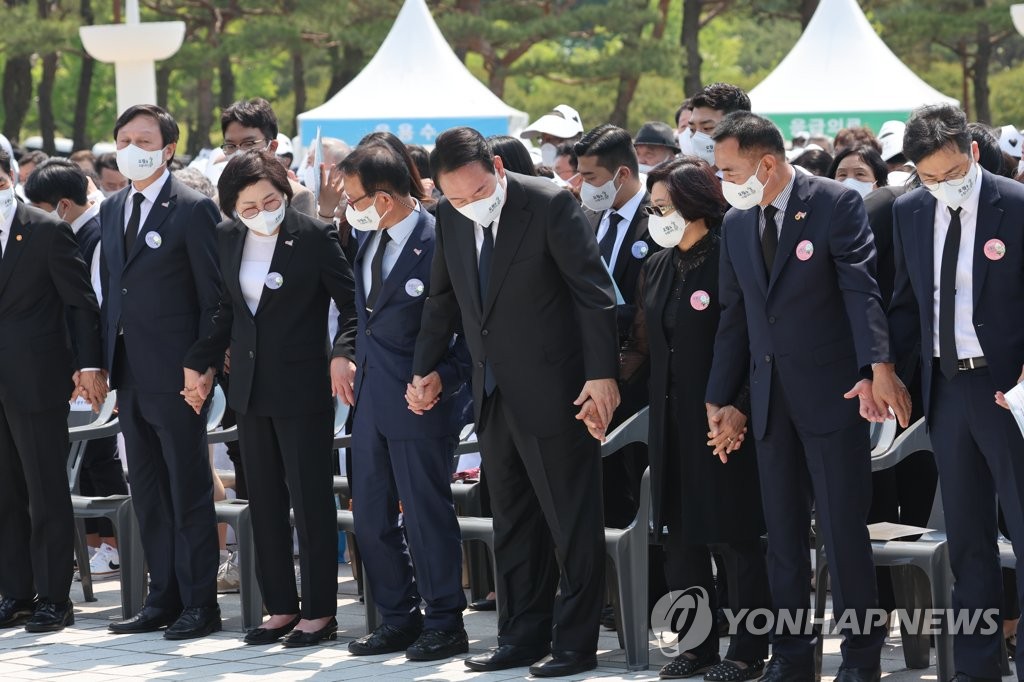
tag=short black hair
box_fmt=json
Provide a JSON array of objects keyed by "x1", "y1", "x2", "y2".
[
  {"x1": 967, "y1": 122, "x2": 1004, "y2": 176},
  {"x1": 487, "y1": 135, "x2": 536, "y2": 176},
  {"x1": 407, "y1": 145, "x2": 431, "y2": 180},
  {"x1": 646, "y1": 156, "x2": 728, "y2": 229},
  {"x1": 220, "y1": 98, "x2": 279, "y2": 142},
  {"x1": 791, "y1": 149, "x2": 834, "y2": 177},
  {"x1": 357, "y1": 131, "x2": 428, "y2": 200},
  {"x1": 217, "y1": 149, "x2": 293, "y2": 216},
  {"x1": 675, "y1": 98, "x2": 693, "y2": 126},
  {"x1": 24, "y1": 158, "x2": 89, "y2": 206},
  {"x1": 0, "y1": 148, "x2": 10, "y2": 177},
  {"x1": 430, "y1": 127, "x2": 494, "y2": 178},
  {"x1": 827, "y1": 145, "x2": 889, "y2": 186},
  {"x1": 340, "y1": 143, "x2": 413, "y2": 198},
  {"x1": 573, "y1": 124, "x2": 639, "y2": 176},
  {"x1": 711, "y1": 111, "x2": 785, "y2": 159},
  {"x1": 95, "y1": 152, "x2": 119, "y2": 174},
  {"x1": 556, "y1": 142, "x2": 577, "y2": 169},
  {"x1": 19, "y1": 150, "x2": 49, "y2": 167},
  {"x1": 902, "y1": 104, "x2": 971, "y2": 165},
  {"x1": 690, "y1": 83, "x2": 751, "y2": 115},
  {"x1": 113, "y1": 104, "x2": 180, "y2": 148}
]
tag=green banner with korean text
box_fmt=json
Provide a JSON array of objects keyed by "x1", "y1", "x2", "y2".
[{"x1": 762, "y1": 112, "x2": 912, "y2": 141}]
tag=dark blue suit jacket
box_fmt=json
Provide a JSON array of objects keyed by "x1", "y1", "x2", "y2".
[
  {"x1": 353, "y1": 208, "x2": 471, "y2": 440},
  {"x1": 889, "y1": 168, "x2": 1024, "y2": 419},
  {"x1": 707, "y1": 170, "x2": 891, "y2": 438},
  {"x1": 99, "y1": 174, "x2": 222, "y2": 392}
]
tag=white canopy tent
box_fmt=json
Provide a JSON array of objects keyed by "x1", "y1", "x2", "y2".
[
  {"x1": 297, "y1": 0, "x2": 528, "y2": 148},
  {"x1": 749, "y1": 0, "x2": 957, "y2": 139}
]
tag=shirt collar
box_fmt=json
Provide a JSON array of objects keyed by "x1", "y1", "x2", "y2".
[
  {"x1": 71, "y1": 201, "x2": 101, "y2": 234},
  {"x1": 769, "y1": 168, "x2": 797, "y2": 214},
  {"x1": 1, "y1": 197, "x2": 15, "y2": 235},
  {"x1": 129, "y1": 168, "x2": 171, "y2": 207},
  {"x1": 610, "y1": 186, "x2": 647, "y2": 225},
  {"x1": 382, "y1": 199, "x2": 420, "y2": 248}
]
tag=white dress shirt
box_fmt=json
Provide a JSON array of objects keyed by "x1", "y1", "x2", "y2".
[
  {"x1": 0, "y1": 198, "x2": 14, "y2": 255},
  {"x1": 595, "y1": 186, "x2": 646, "y2": 271},
  {"x1": 239, "y1": 230, "x2": 279, "y2": 315},
  {"x1": 71, "y1": 202, "x2": 104, "y2": 301},
  {"x1": 932, "y1": 163, "x2": 984, "y2": 359},
  {"x1": 361, "y1": 201, "x2": 420, "y2": 295},
  {"x1": 123, "y1": 169, "x2": 170, "y2": 236}
]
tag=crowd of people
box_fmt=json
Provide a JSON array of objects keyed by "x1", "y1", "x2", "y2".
[{"x1": 0, "y1": 84, "x2": 1023, "y2": 682}]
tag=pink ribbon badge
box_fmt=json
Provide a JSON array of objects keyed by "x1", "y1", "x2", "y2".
[
  {"x1": 796, "y1": 240, "x2": 814, "y2": 261},
  {"x1": 984, "y1": 238, "x2": 1006, "y2": 261},
  {"x1": 690, "y1": 290, "x2": 711, "y2": 311}
]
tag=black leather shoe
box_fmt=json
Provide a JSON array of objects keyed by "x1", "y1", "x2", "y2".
[
  {"x1": 406, "y1": 628, "x2": 469, "y2": 661},
  {"x1": 0, "y1": 597, "x2": 37, "y2": 628},
  {"x1": 348, "y1": 622, "x2": 421, "y2": 655},
  {"x1": 163, "y1": 606, "x2": 222, "y2": 640},
  {"x1": 949, "y1": 674, "x2": 1001, "y2": 682},
  {"x1": 24, "y1": 600, "x2": 74, "y2": 633},
  {"x1": 659, "y1": 650, "x2": 720, "y2": 678},
  {"x1": 756, "y1": 656, "x2": 814, "y2": 682},
  {"x1": 243, "y1": 615, "x2": 300, "y2": 645},
  {"x1": 835, "y1": 666, "x2": 881, "y2": 682},
  {"x1": 529, "y1": 650, "x2": 598, "y2": 677},
  {"x1": 282, "y1": 617, "x2": 338, "y2": 648},
  {"x1": 109, "y1": 606, "x2": 178, "y2": 634},
  {"x1": 465, "y1": 644, "x2": 550, "y2": 672},
  {"x1": 467, "y1": 598, "x2": 496, "y2": 612}
]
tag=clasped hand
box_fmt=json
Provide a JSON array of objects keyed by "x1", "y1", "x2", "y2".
[
  {"x1": 705, "y1": 403, "x2": 747, "y2": 463},
  {"x1": 71, "y1": 370, "x2": 109, "y2": 412},
  {"x1": 181, "y1": 367, "x2": 215, "y2": 414}
]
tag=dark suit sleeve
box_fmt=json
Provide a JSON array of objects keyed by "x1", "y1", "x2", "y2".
[
  {"x1": 49, "y1": 221, "x2": 102, "y2": 368},
  {"x1": 887, "y1": 202, "x2": 920, "y2": 380},
  {"x1": 828, "y1": 188, "x2": 892, "y2": 369},
  {"x1": 413, "y1": 210, "x2": 461, "y2": 377},
  {"x1": 185, "y1": 197, "x2": 224, "y2": 351},
  {"x1": 184, "y1": 234, "x2": 232, "y2": 373},
  {"x1": 435, "y1": 333, "x2": 472, "y2": 400},
  {"x1": 320, "y1": 224, "x2": 357, "y2": 361},
  {"x1": 706, "y1": 223, "x2": 750, "y2": 406},
  {"x1": 546, "y1": 189, "x2": 618, "y2": 380}
]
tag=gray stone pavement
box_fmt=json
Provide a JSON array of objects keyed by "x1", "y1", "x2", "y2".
[{"x1": 0, "y1": 564, "x2": 1003, "y2": 680}]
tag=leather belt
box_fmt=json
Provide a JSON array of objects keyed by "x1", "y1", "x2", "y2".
[{"x1": 956, "y1": 356, "x2": 987, "y2": 371}]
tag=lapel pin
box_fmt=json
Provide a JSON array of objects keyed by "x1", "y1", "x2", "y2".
[
  {"x1": 984, "y1": 238, "x2": 1006, "y2": 261},
  {"x1": 15, "y1": 234, "x2": 22, "y2": 241},
  {"x1": 631, "y1": 241, "x2": 649, "y2": 259},
  {"x1": 160, "y1": 202, "x2": 170, "y2": 208},
  {"x1": 413, "y1": 248, "x2": 422, "y2": 256},
  {"x1": 794, "y1": 211, "x2": 807, "y2": 221},
  {"x1": 796, "y1": 240, "x2": 814, "y2": 261},
  {"x1": 284, "y1": 240, "x2": 294, "y2": 247},
  {"x1": 145, "y1": 231, "x2": 162, "y2": 249},
  {"x1": 405, "y1": 278, "x2": 425, "y2": 297},
  {"x1": 690, "y1": 290, "x2": 711, "y2": 311},
  {"x1": 265, "y1": 272, "x2": 284, "y2": 290}
]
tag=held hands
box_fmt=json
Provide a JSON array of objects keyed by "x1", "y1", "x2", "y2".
[
  {"x1": 573, "y1": 379, "x2": 620, "y2": 436},
  {"x1": 181, "y1": 367, "x2": 214, "y2": 414},
  {"x1": 406, "y1": 372, "x2": 442, "y2": 414},
  {"x1": 331, "y1": 357, "x2": 357, "y2": 406},
  {"x1": 71, "y1": 369, "x2": 109, "y2": 412},
  {"x1": 843, "y1": 364, "x2": 911, "y2": 428},
  {"x1": 576, "y1": 398, "x2": 608, "y2": 441},
  {"x1": 995, "y1": 363, "x2": 1024, "y2": 409},
  {"x1": 705, "y1": 403, "x2": 747, "y2": 463}
]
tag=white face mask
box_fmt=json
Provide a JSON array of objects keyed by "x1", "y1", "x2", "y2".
[
  {"x1": 540, "y1": 143, "x2": 558, "y2": 167},
  {"x1": 677, "y1": 129, "x2": 694, "y2": 156},
  {"x1": 924, "y1": 162, "x2": 977, "y2": 211},
  {"x1": 454, "y1": 173, "x2": 506, "y2": 226},
  {"x1": 345, "y1": 194, "x2": 389, "y2": 232},
  {"x1": 721, "y1": 160, "x2": 767, "y2": 211},
  {"x1": 580, "y1": 170, "x2": 621, "y2": 212},
  {"x1": 1017, "y1": 157, "x2": 1024, "y2": 178},
  {"x1": 238, "y1": 198, "x2": 287, "y2": 236},
  {"x1": 49, "y1": 201, "x2": 66, "y2": 223},
  {"x1": 116, "y1": 144, "x2": 166, "y2": 182},
  {"x1": 691, "y1": 131, "x2": 717, "y2": 166},
  {"x1": 841, "y1": 177, "x2": 875, "y2": 198},
  {"x1": 0, "y1": 187, "x2": 14, "y2": 221},
  {"x1": 647, "y1": 211, "x2": 689, "y2": 248}
]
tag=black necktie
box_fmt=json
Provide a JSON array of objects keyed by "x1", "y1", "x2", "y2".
[
  {"x1": 366, "y1": 229, "x2": 392, "y2": 311},
  {"x1": 599, "y1": 212, "x2": 623, "y2": 265},
  {"x1": 0, "y1": 228, "x2": 4, "y2": 260},
  {"x1": 939, "y1": 206, "x2": 963, "y2": 380},
  {"x1": 124, "y1": 192, "x2": 145, "y2": 256},
  {"x1": 761, "y1": 205, "x2": 779, "y2": 275},
  {"x1": 478, "y1": 223, "x2": 497, "y2": 395}
]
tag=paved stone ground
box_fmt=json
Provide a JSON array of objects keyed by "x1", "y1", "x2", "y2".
[{"x1": 0, "y1": 563, "x2": 1005, "y2": 681}]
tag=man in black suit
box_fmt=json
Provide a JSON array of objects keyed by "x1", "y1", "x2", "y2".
[
  {"x1": 705, "y1": 112, "x2": 910, "y2": 682},
  {"x1": 99, "y1": 105, "x2": 224, "y2": 640},
  {"x1": 0, "y1": 148, "x2": 106, "y2": 633},
  {"x1": 890, "y1": 104, "x2": 1024, "y2": 682},
  {"x1": 410, "y1": 127, "x2": 619, "y2": 678}
]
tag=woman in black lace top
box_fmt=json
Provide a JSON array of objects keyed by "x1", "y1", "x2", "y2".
[{"x1": 620, "y1": 158, "x2": 769, "y2": 681}]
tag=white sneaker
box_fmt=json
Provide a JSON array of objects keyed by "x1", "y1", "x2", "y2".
[
  {"x1": 88, "y1": 543, "x2": 121, "y2": 580},
  {"x1": 217, "y1": 551, "x2": 240, "y2": 593}
]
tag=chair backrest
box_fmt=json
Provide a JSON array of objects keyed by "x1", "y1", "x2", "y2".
[
  {"x1": 869, "y1": 419, "x2": 897, "y2": 456},
  {"x1": 334, "y1": 397, "x2": 350, "y2": 436},
  {"x1": 600, "y1": 407, "x2": 650, "y2": 458},
  {"x1": 870, "y1": 417, "x2": 930, "y2": 473},
  {"x1": 206, "y1": 385, "x2": 227, "y2": 433},
  {"x1": 66, "y1": 390, "x2": 121, "y2": 493},
  {"x1": 67, "y1": 389, "x2": 118, "y2": 430}
]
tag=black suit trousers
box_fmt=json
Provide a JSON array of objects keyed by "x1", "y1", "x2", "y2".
[
  {"x1": 755, "y1": 370, "x2": 884, "y2": 669},
  {"x1": 478, "y1": 389, "x2": 605, "y2": 652},
  {"x1": 930, "y1": 366, "x2": 1024, "y2": 680},
  {"x1": 0, "y1": 400, "x2": 73, "y2": 602},
  {"x1": 236, "y1": 409, "x2": 338, "y2": 619}
]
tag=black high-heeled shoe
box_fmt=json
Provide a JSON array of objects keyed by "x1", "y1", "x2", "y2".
[
  {"x1": 281, "y1": 617, "x2": 338, "y2": 648},
  {"x1": 243, "y1": 614, "x2": 300, "y2": 645}
]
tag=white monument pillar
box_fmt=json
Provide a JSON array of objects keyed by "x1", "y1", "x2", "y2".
[{"x1": 79, "y1": 0, "x2": 185, "y2": 115}]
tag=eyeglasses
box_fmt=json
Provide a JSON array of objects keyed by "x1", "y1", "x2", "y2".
[
  {"x1": 344, "y1": 191, "x2": 386, "y2": 207},
  {"x1": 643, "y1": 204, "x2": 677, "y2": 218},
  {"x1": 920, "y1": 159, "x2": 973, "y2": 187},
  {"x1": 220, "y1": 139, "x2": 269, "y2": 155},
  {"x1": 238, "y1": 197, "x2": 282, "y2": 220}
]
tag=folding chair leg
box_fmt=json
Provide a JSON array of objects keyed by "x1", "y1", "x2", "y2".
[
  {"x1": 113, "y1": 499, "x2": 147, "y2": 618},
  {"x1": 74, "y1": 520, "x2": 96, "y2": 603},
  {"x1": 929, "y1": 544, "x2": 956, "y2": 682},
  {"x1": 617, "y1": 544, "x2": 649, "y2": 671},
  {"x1": 362, "y1": 558, "x2": 380, "y2": 633},
  {"x1": 234, "y1": 507, "x2": 263, "y2": 632},
  {"x1": 889, "y1": 565, "x2": 930, "y2": 669},
  {"x1": 813, "y1": 543, "x2": 829, "y2": 682}
]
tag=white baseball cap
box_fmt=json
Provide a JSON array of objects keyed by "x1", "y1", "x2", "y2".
[
  {"x1": 520, "y1": 104, "x2": 584, "y2": 141},
  {"x1": 998, "y1": 124, "x2": 1022, "y2": 159},
  {"x1": 877, "y1": 120, "x2": 906, "y2": 162},
  {"x1": 275, "y1": 133, "x2": 294, "y2": 157}
]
